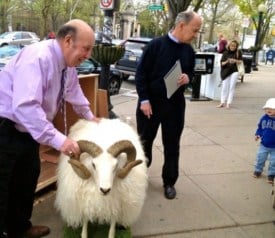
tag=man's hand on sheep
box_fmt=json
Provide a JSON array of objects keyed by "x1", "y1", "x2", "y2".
[
  {"x1": 60, "y1": 117, "x2": 100, "y2": 157},
  {"x1": 91, "y1": 116, "x2": 101, "y2": 123},
  {"x1": 60, "y1": 138, "x2": 80, "y2": 158}
]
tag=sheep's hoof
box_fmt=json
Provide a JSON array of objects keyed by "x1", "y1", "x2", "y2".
[{"x1": 68, "y1": 159, "x2": 91, "y2": 179}]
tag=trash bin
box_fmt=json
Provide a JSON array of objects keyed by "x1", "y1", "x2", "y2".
[
  {"x1": 241, "y1": 49, "x2": 253, "y2": 73},
  {"x1": 265, "y1": 49, "x2": 275, "y2": 65}
]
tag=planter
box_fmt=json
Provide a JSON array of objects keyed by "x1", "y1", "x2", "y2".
[
  {"x1": 92, "y1": 43, "x2": 125, "y2": 117},
  {"x1": 93, "y1": 43, "x2": 125, "y2": 65}
]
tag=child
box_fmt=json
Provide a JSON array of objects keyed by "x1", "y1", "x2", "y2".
[{"x1": 253, "y1": 98, "x2": 275, "y2": 184}]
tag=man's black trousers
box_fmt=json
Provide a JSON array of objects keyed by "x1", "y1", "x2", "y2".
[
  {"x1": 136, "y1": 97, "x2": 185, "y2": 186},
  {"x1": 0, "y1": 118, "x2": 40, "y2": 237}
]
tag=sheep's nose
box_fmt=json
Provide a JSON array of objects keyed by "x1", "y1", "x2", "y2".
[{"x1": 100, "y1": 187, "x2": 111, "y2": 195}]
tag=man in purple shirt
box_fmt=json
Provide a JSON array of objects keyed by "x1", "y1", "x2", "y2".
[{"x1": 0, "y1": 19, "x2": 98, "y2": 238}]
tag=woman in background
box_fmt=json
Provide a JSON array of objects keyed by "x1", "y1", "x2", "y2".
[{"x1": 217, "y1": 40, "x2": 242, "y2": 109}]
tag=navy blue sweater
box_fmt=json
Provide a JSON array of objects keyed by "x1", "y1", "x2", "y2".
[
  {"x1": 135, "y1": 34, "x2": 195, "y2": 102},
  {"x1": 255, "y1": 114, "x2": 275, "y2": 148}
]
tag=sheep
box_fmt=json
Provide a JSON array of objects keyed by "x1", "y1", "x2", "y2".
[{"x1": 55, "y1": 118, "x2": 148, "y2": 238}]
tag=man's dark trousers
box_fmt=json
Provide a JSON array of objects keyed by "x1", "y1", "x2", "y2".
[
  {"x1": 136, "y1": 97, "x2": 185, "y2": 186},
  {"x1": 0, "y1": 118, "x2": 40, "y2": 237}
]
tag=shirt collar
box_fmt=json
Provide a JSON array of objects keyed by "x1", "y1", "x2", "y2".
[
  {"x1": 52, "y1": 40, "x2": 67, "y2": 71},
  {"x1": 168, "y1": 31, "x2": 180, "y2": 44}
]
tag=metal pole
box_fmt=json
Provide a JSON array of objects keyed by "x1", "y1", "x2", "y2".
[{"x1": 102, "y1": 10, "x2": 113, "y2": 44}]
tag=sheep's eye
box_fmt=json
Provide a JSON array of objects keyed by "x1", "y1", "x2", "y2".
[{"x1": 92, "y1": 162, "x2": 96, "y2": 170}]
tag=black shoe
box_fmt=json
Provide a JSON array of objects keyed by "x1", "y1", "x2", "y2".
[
  {"x1": 0, "y1": 233, "x2": 7, "y2": 238},
  {"x1": 164, "y1": 185, "x2": 176, "y2": 199},
  {"x1": 24, "y1": 225, "x2": 50, "y2": 238},
  {"x1": 267, "y1": 175, "x2": 275, "y2": 184},
  {"x1": 253, "y1": 171, "x2": 262, "y2": 178}
]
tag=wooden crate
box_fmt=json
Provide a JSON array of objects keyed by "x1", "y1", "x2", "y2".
[{"x1": 37, "y1": 74, "x2": 108, "y2": 192}]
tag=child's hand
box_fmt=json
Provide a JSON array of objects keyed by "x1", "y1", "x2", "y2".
[{"x1": 255, "y1": 135, "x2": 260, "y2": 141}]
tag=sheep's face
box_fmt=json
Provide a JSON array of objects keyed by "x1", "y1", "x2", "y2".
[
  {"x1": 69, "y1": 140, "x2": 142, "y2": 194},
  {"x1": 90, "y1": 153, "x2": 123, "y2": 195}
]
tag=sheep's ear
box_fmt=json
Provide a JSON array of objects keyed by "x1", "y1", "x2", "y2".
[{"x1": 68, "y1": 159, "x2": 91, "y2": 179}]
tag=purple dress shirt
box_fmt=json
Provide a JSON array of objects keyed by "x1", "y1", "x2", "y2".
[{"x1": 0, "y1": 40, "x2": 94, "y2": 150}]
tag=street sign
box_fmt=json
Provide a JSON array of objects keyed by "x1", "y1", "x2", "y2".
[
  {"x1": 148, "y1": 4, "x2": 163, "y2": 11},
  {"x1": 242, "y1": 17, "x2": 250, "y2": 28},
  {"x1": 100, "y1": 0, "x2": 114, "y2": 10}
]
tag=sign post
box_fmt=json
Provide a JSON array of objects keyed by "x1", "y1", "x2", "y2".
[{"x1": 97, "y1": 0, "x2": 120, "y2": 118}]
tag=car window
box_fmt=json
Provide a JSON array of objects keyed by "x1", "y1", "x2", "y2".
[
  {"x1": 82, "y1": 60, "x2": 92, "y2": 67},
  {"x1": 14, "y1": 33, "x2": 21, "y2": 40},
  {"x1": 79, "y1": 60, "x2": 96, "y2": 71},
  {"x1": 0, "y1": 46, "x2": 21, "y2": 58},
  {"x1": 0, "y1": 32, "x2": 9, "y2": 39},
  {"x1": 30, "y1": 32, "x2": 39, "y2": 39},
  {"x1": 125, "y1": 42, "x2": 146, "y2": 52},
  {"x1": 22, "y1": 32, "x2": 31, "y2": 39}
]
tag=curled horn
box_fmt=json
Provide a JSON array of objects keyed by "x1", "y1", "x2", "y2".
[
  {"x1": 107, "y1": 140, "x2": 142, "y2": 179},
  {"x1": 78, "y1": 140, "x2": 103, "y2": 157},
  {"x1": 68, "y1": 140, "x2": 103, "y2": 180}
]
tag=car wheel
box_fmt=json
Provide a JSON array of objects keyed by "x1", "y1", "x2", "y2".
[{"x1": 108, "y1": 76, "x2": 121, "y2": 96}]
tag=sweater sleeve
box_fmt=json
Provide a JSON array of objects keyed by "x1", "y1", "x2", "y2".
[
  {"x1": 255, "y1": 117, "x2": 263, "y2": 137},
  {"x1": 135, "y1": 42, "x2": 156, "y2": 101}
]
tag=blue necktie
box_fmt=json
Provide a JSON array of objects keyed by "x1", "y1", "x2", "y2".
[{"x1": 58, "y1": 69, "x2": 67, "y2": 135}]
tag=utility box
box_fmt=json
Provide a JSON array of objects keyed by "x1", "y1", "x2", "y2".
[
  {"x1": 194, "y1": 53, "x2": 215, "y2": 75},
  {"x1": 199, "y1": 53, "x2": 223, "y2": 101},
  {"x1": 191, "y1": 53, "x2": 215, "y2": 100}
]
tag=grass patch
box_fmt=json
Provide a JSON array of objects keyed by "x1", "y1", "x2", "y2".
[{"x1": 63, "y1": 223, "x2": 131, "y2": 238}]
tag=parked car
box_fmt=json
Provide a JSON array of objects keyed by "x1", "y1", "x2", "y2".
[
  {"x1": 201, "y1": 43, "x2": 216, "y2": 52},
  {"x1": 115, "y1": 37, "x2": 152, "y2": 77},
  {"x1": 76, "y1": 58, "x2": 123, "y2": 96},
  {"x1": 0, "y1": 45, "x2": 22, "y2": 71},
  {"x1": 112, "y1": 39, "x2": 124, "y2": 45},
  {"x1": 0, "y1": 31, "x2": 40, "y2": 47}
]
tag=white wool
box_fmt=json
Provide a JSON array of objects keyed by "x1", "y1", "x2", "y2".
[{"x1": 55, "y1": 118, "x2": 148, "y2": 232}]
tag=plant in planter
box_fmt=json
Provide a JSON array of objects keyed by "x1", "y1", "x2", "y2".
[{"x1": 92, "y1": 43, "x2": 125, "y2": 118}]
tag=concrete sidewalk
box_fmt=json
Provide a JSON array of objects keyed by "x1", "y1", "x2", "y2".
[{"x1": 32, "y1": 63, "x2": 275, "y2": 238}]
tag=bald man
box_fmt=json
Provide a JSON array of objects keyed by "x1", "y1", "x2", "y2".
[
  {"x1": 0, "y1": 19, "x2": 98, "y2": 238},
  {"x1": 136, "y1": 11, "x2": 202, "y2": 199}
]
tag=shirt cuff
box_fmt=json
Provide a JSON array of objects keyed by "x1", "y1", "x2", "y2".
[
  {"x1": 141, "y1": 100, "x2": 149, "y2": 104},
  {"x1": 83, "y1": 110, "x2": 95, "y2": 120},
  {"x1": 50, "y1": 131, "x2": 67, "y2": 150}
]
